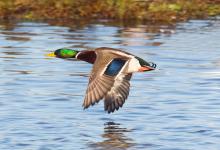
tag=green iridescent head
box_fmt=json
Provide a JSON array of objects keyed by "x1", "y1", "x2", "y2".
[{"x1": 47, "y1": 48, "x2": 79, "y2": 58}]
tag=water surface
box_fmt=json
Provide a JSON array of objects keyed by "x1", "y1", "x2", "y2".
[{"x1": 0, "y1": 19, "x2": 220, "y2": 150}]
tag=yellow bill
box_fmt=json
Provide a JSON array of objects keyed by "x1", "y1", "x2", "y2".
[{"x1": 45, "y1": 52, "x2": 56, "y2": 57}]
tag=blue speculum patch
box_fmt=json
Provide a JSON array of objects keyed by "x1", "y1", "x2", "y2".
[{"x1": 104, "y1": 59, "x2": 126, "y2": 76}]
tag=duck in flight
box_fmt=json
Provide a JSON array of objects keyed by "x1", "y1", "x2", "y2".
[{"x1": 46, "y1": 47, "x2": 156, "y2": 113}]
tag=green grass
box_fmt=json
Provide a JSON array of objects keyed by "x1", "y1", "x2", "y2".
[{"x1": 0, "y1": 0, "x2": 220, "y2": 23}]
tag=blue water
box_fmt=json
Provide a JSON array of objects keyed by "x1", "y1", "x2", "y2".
[{"x1": 0, "y1": 18, "x2": 220, "y2": 150}]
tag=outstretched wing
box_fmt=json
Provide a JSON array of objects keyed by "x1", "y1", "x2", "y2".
[
  {"x1": 83, "y1": 75, "x2": 114, "y2": 108},
  {"x1": 82, "y1": 48, "x2": 133, "y2": 111},
  {"x1": 82, "y1": 55, "x2": 114, "y2": 109},
  {"x1": 104, "y1": 73, "x2": 132, "y2": 113}
]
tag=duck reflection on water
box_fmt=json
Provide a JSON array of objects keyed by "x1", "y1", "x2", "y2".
[{"x1": 90, "y1": 122, "x2": 135, "y2": 150}]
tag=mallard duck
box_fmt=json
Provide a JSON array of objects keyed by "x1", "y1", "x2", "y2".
[{"x1": 46, "y1": 47, "x2": 156, "y2": 113}]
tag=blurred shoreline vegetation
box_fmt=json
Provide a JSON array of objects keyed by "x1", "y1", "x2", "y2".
[{"x1": 0, "y1": 0, "x2": 220, "y2": 23}]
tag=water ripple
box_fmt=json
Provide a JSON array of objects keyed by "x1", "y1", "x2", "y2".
[{"x1": 0, "y1": 19, "x2": 220, "y2": 150}]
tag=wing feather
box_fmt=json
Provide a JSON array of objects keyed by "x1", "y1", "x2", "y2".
[
  {"x1": 83, "y1": 75, "x2": 114, "y2": 109},
  {"x1": 104, "y1": 73, "x2": 132, "y2": 113},
  {"x1": 82, "y1": 48, "x2": 133, "y2": 112}
]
